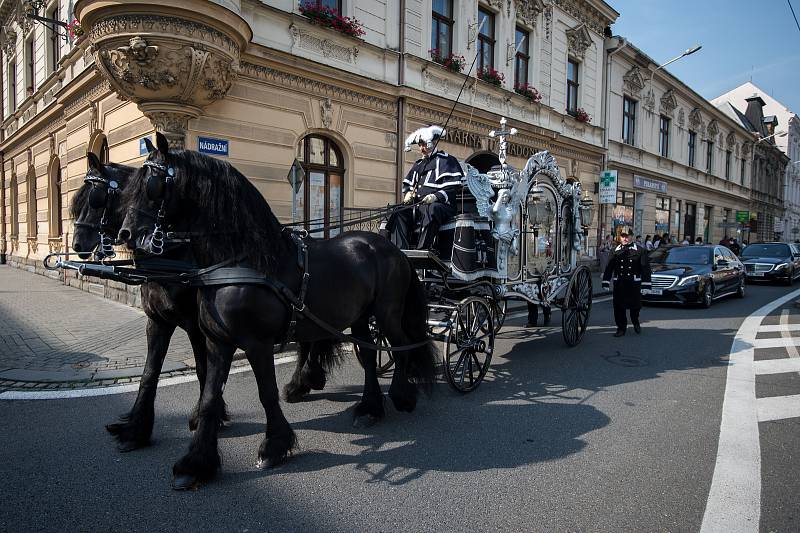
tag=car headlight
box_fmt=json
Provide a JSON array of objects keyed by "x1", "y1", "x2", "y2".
[
  {"x1": 775, "y1": 263, "x2": 788, "y2": 270},
  {"x1": 678, "y1": 275, "x2": 700, "y2": 286}
]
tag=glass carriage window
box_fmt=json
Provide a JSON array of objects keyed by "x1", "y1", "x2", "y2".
[
  {"x1": 298, "y1": 135, "x2": 345, "y2": 239},
  {"x1": 477, "y1": 8, "x2": 495, "y2": 72},
  {"x1": 432, "y1": 0, "x2": 454, "y2": 57},
  {"x1": 566, "y1": 59, "x2": 579, "y2": 115},
  {"x1": 622, "y1": 96, "x2": 636, "y2": 145},
  {"x1": 514, "y1": 27, "x2": 529, "y2": 87}
]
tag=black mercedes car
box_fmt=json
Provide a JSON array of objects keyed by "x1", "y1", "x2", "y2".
[
  {"x1": 642, "y1": 244, "x2": 745, "y2": 307},
  {"x1": 740, "y1": 242, "x2": 800, "y2": 285}
]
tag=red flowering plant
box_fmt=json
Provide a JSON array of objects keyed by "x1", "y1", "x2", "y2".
[
  {"x1": 514, "y1": 82, "x2": 542, "y2": 103},
  {"x1": 477, "y1": 67, "x2": 505, "y2": 87},
  {"x1": 67, "y1": 19, "x2": 84, "y2": 39},
  {"x1": 574, "y1": 108, "x2": 592, "y2": 123},
  {"x1": 429, "y1": 48, "x2": 465, "y2": 73},
  {"x1": 298, "y1": 2, "x2": 366, "y2": 38}
]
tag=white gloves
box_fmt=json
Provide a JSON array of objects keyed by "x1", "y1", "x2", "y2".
[
  {"x1": 423, "y1": 194, "x2": 437, "y2": 204},
  {"x1": 403, "y1": 191, "x2": 415, "y2": 204}
]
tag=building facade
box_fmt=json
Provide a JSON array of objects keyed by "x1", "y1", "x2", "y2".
[
  {"x1": 603, "y1": 39, "x2": 753, "y2": 246},
  {"x1": 712, "y1": 82, "x2": 799, "y2": 242}
]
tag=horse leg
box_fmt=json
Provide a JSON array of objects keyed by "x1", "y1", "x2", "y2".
[
  {"x1": 283, "y1": 341, "x2": 312, "y2": 403},
  {"x1": 172, "y1": 337, "x2": 234, "y2": 490},
  {"x1": 248, "y1": 340, "x2": 297, "y2": 469},
  {"x1": 106, "y1": 317, "x2": 175, "y2": 452},
  {"x1": 377, "y1": 320, "x2": 418, "y2": 413},
  {"x1": 351, "y1": 317, "x2": 385, "y2": 428},
  {"x1": 187, "y1": 326, "x2": 231, "y2": 430}
]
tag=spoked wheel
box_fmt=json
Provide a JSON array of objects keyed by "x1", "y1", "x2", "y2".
[
  {"x1": 491, "y1": 298, "x2": 507, "y2": 334},
  {"x1": 443, "y1": 297, "x2": 495, "y2": 393},
  {"x1": 561, "y1": 266, "x2": 592, "y2": 347},
  {"x1": 353, "y1": 317, "x2": 394, "y2": 377}
]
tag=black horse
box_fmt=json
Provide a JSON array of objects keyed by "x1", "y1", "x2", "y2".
[
  {"x1": 118, "y1": 133, "x2": 437, "y2": 489},
  {"x1": 70, "y1": 150, "x2": 232, "y2": 450}
]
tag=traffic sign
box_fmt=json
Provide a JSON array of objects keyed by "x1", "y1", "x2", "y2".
[{"x1": 599, "y1": 170, "x2": 617, "y2": 204}]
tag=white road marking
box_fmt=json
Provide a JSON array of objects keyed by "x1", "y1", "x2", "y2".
[
  {"x1": 0, "y1": 355, "x2": 298, "y2": 401},
  {"x1": 779, "y1": 310, "x2": 800, "y2": 359},
  {"x1": 758, "y1": 323, "x2": 800, "y2": 332},
  {"x1": 751, "y1": 337, "x2": 800, "y2": 349},
  {"x1": 757, "y1": 394, "x2": 800, "y2": 422},
  {"x1": 700, "y1": 287, "x2": 800, "y2": 533},
  {"x1": 753, "y1": 358, "x2": 800, "y2": 375}
]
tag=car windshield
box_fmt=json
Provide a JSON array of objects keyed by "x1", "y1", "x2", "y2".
[
  {"x1": 649, "y1": 247, "x2": 711, "y2": 265},
  {"x1": 741, "y1": 244, "x2": 790, "y2": 258}
]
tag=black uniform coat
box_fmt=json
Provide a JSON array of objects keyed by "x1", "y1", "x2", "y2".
[
  {"x1": 402, "y1": 151, "x2": 463, "y2": 204},
  {"x1": 602, "y1": 242, "x2": 652, "y2": 309}
]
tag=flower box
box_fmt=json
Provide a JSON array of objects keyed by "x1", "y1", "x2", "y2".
[
  {"x1": 429, "y1": 49, "x2": 465, "y2": 73},
  {"x1": 574, "y1": 108, "x2": 592, "y2": 123},
  {"x1": 299, "y1": 2, "x2": 365, "y2": 38},
  {"x1": 477, "y1": 67, "x2": 504, "y2": 87},
  {"x1": 514, "y1": 83, "x2": 542, "y2": 103}
]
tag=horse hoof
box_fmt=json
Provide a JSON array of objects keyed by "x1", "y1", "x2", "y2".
[
  {"x1": 117, "y1": 440, "x2": 143, "y2": 453},
  {"x1": 283, "y1": 384, "x2": 311, "y2": 403},
  {"x1": 171, "y1": 474, "x2": 199, "y2": 491},
  {"x1": 352, "y1": 414, "x2": 380, "y2": 428},
  {"x1": 256, "y1": 456, "x2": 286, "y2": 470}
]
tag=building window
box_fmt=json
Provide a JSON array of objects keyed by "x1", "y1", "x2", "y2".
[
  {"x1": 706, "y1": 141, "x2": 714, "y2": 174},
  {"x1": 514, "y1": 26, "x2": 529, "y2": 88},
  {"x1": 26, "y1": 167, "x2": 36, "y2": 239},
  {"x1": 477, "y1": 8, "x2": 495, "y2": 72},
  {"x1": 297, "y1": 135, "x2": 345, "y2": 238},
  {"x1": 431, "y1": 0, "x2": 454, "y2": 57},
  {"x1": 47, "y1": 2, "x2": 60, "y2": 74},
  {"x1": 7, "y1": 60, "x2": 16, "y2": 112},
  {"x1": 688, "y1": 130, "x2": 697, "y2": 167},
  {"x1": 741, "y1": 158, "x2": 746, "y2": 183},
  {"x1": 9, "y1": 174, "x2": 18, "y2": 239},
  {"x1": 566, "y1": 59, "x2": 579, "y2": 115},
  {"x1": 99, "y1": 138, "x2": 109, "y2": 164},
  {"x1": 658, "y1": 115, "x2": 670, "y2": 157},
  {"x1": 725, "y1": 150, "x2": 731, "y2": 179},
  {"x1": 655, "y1": 196, "x2": 671, "y2": 234},
  {"x1": 24, "y1": 35, "x2": 34, "y2": 95},
  {"x1": 48, "y1": 157, "x2": 62, "y2": 238},
  {"x1": 307, "y1": 0, "x2": 342, "y2": 11},
  {"x1": 684, "y1": 202, "x2": 697, "y2": 241},
  {"x1": 622, "y1": 96, "x2": 636, "y2": 145}
]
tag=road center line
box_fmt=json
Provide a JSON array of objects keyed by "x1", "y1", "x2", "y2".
[{"x1": 700, "y1": 287, "x2": 800, "y2": 533}]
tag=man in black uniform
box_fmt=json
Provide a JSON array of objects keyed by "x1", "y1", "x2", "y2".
[
  {"x1": 381, "y1": 125, "x2": 463, "y2": 249},
  {"x1": 602, "y1": 232, "x2": 652, "y2": 336}
]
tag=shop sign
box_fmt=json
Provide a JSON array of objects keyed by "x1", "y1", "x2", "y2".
[
  {"x1": 735, "y1": 210, "x2": 750, "y2": 223},
  {"x1": 198, "y1": 136, "x2": 229, "y2": 156},
  {"x1": 633, "y1": 175, "x2": 667, "y2": 194},
  {"x1": 599, "y1": 170, "x2": 617, "y2": 204}
]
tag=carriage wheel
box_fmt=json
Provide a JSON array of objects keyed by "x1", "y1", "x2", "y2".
[
  {"x1": 353, "y1": 318, "x2": 394, "y2": 377},
  {"x1": 492, "y1": 298, "x2": 507, "y2": 334},
  {"x1": 561, "y1": 266, "x2": 592, "y2": 347},
  {"x1": 443, "y1": 297, "x2": 495, "y2": 393}
]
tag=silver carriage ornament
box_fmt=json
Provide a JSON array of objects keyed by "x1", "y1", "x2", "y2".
[{"x1": 463, "y1": 117, "x2": 593, "y2": 281}]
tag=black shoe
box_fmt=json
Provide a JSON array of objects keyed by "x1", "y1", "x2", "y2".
[
  {"x1": 525, "y1": 319, "x2": 537, "y2": 328},
  {"x1": 633, "y1": 323, "x2": 641, "y2": 334},
  {"x1": 542, "y1": 312, "x2": 551, "y2": 326},
  {"x1": 613, "y1": 329, "x2": 626, "y2": 337}
]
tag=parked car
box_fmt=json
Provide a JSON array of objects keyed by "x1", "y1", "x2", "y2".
[
  {"x1": 643, "y1": 244, "x2": 745, "y2": 307},
  {"x1": 739, "y1": 242, "x2": 800, "y2": 285}
]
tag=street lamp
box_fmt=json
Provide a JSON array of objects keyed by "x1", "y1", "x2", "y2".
[
  {"x1": 655, "y1": 45, "x2": 702, "y2": 71},
  {"x1": 755, "y1": 131, "x2": 787, "y2": 143}
]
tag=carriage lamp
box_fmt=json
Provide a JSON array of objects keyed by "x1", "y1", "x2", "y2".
[
  {"x1": 579, "y1": 190, "x2": 594, "y2": 229},
  {"x1": 22, "y1": 0, "x2": 70, "y2": 40}
]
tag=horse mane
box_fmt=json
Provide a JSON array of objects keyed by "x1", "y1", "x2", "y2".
[
  {"x1": 128, "y1": 150, "x2": 286, "y2": 273},
  {"x1": 69, "y1": 162, "x2": 135, "y2": 219}
]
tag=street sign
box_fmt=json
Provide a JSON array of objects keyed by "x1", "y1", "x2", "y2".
[
  {"x1": 139, "y1": 137, "x2": 152, "y2": 155},
  {"x1": 599, "y1": 170, "x2": 617, "y2": 204},
  {"x1": 735, "y1": 210, "x2": 750, "y2": 223},
  {"x1": 633, "y1": 175, "x2": 667, "y2": 194},
  {"x1": 198, "y1": 136, "x2": 229, "y2": 156},
  {"x1": 286, "y1": 159, "x2": 305, "y2": 194}
]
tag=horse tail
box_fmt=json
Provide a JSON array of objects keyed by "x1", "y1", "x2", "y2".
[
  {"x1": 308, "y1": 339, "x2": 348, "y2": 373},
  {"x1": 401, "y1": 269, "x2": 439, "y2": 394}
]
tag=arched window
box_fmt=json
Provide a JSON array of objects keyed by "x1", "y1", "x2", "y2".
[
  {"x1": 25, "y1": 166, "x2": 36, "y2": 240},
  {"x1": 88, "y1": 132, "x2": 109, "y2": 164},
  {"x1": 296, "y1": 135, "x2": 345, "y2": 238},
  {"x1": 48, "y1": 156, "x2": 62, "y2": 238},
  {"x1": 9, "y1": 173, "x2": 18, "y2": 239},
  {"x1": 99, "y1": 137, "x2": 109, "y2": 164}
]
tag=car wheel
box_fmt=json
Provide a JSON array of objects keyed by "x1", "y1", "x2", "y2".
[
  {"x1": 785, "y1": 268, "x2": 794, "y2": 286},
  {"x1": 736, "y1": 278, "x2": 745, "y2": 298},
  {"x1": 702, "y1": 283, "x2": 714, "y2": 308}
]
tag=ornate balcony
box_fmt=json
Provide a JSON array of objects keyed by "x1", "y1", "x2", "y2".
[{"x1": 75, "y1": 0, "x2": 252, "y2": 148}]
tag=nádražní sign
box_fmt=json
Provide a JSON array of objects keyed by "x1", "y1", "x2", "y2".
[
  {"x1": 633, "y1": 175, "x2": 667, "y2": 194},
  {"x1": 198, "y1": 137, "x2": 229, "y2": 156}
]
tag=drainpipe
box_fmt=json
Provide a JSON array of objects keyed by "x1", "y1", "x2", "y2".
[{"x1": 395, "y1": 0, "x2": 406, "y2": 202}]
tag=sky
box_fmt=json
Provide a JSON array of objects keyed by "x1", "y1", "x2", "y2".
[{"x1": 609, "y1": 0, "x2": 800, "y2": 114}]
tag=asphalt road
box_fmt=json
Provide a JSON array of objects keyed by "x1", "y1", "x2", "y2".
[{"x1": 1, "y1": 282, "x2": 799, "y2": 532}]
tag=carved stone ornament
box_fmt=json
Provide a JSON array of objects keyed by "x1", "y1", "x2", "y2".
[
  {"x1": 706, "y1": 119, "x2": 719, "y2": 138},
  {"x1": 727, "y1": 131, "x2": 736, "y2": 149},
  {"x1": 742, "y1": 142, "x2": 752, "y2": 157},
  {"x1": 320, "y1": 98, "x2": 333, "y2": 129},
  {"x1": 0, "y1": 25, "x2": 17, "y2": 57},
  {"x1": 688, "y1": 108, "x2": 704, "y2": 132},
  {"x1": 677, "y1": 107, "x2": 685, "y2": 127},
  {"x1": 565, "y1": 24, "x2": 593, "y2": 61},
  {"x1": 486, "y1": 0, "x2": 503, "y2": 10},
  {"x1": 289, "y1": 22, "x2": 359, "y2": 64},
  {"x1": 659, "y1": 89, "x2": 677, "y2": 117},
  {"x1": 643, "y1": 89, "x2": 655, "y2": 113},
  {"x1": 515, "y1": 0, "x2": 546, "y2": 28},
  {"x1": 622, "y1": 65, "x2": 646, "y2": 97},
  {"x1": 554, "y1": 0, "x2": 610, "y2": 36},
  {"x1": 76, "y1": 1, "x2": 252, "y2": 149}
]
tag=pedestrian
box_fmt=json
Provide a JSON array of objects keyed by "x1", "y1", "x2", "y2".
[
  {"x1": 652, "y1": 234, "x2": 661, "y2": 248},
  {"x1": 695, "y1": 236, "x2": 703, "y2": 245},
  {"x1": 603, "y1": 232, "x2": 652, "y2": 336},
  {"x1": 719, "y1": 235, "x2": 730, "y2": 247},
  {"x1": 668, "y1": 233, "x2": 676, "y2": 245},
  {"x1": 598, "y1": 233, "x2": 613, "y2": 275},
  {"x1": 682, "y1": 235, "x2": 690, "y2": 245},
  {"x1": 526, "y1": 302, "x2": 551, "y2": 328},
  {"x1": 635, "y1": 234, "x2": 643, "y2": 246},
  {"x1": 729, "y1": 238, "x2": 741, "y2": 256},
  {"x1": 645, "y1": 234, "x2": 653, "y2": 250}
]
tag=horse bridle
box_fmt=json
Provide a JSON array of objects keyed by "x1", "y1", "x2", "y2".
[
  {"x1": 75, "y1": 172, "x2": 120, "y2": 258},
  {"x1": 142, "y1": 159, "x2": 175, "y2": 255}
]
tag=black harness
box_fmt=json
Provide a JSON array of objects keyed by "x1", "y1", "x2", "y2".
[{"x1": 76, "y1": 172, "x2": 121, "y2": 259}]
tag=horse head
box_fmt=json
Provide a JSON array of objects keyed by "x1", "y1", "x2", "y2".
[{"x1": 71, "y1": 151, "x2": 135, "y2": 259}]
